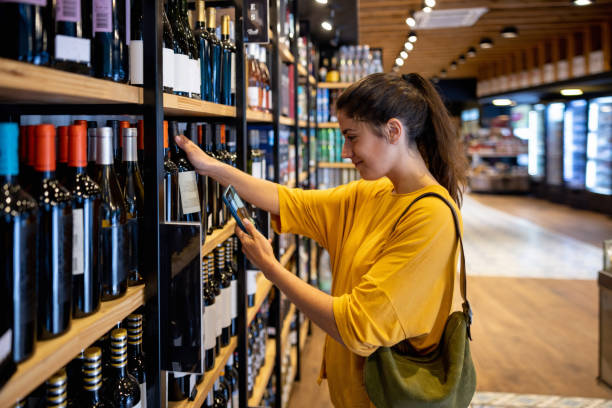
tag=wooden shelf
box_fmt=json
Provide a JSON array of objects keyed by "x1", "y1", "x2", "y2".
[
  {"x1": 297, "y1": 64, "x2": 308, "y2": 77},
  {"x1": 163, "y1": 94, "x2": 236, "y2": 117},
  {"x1": 202, "y1": 219, "x2": 236, "y2": 257},
  {"x1": 299, "y1": 318, "x2": 309, "y2": 352},
  {"x1": 247, "y1": 338, "x2": 277, "y2": 407},
  {"x1": 318, "y1": 82, "x2": 352, "y2": 89},
  {"x1": 0, "y1": 58, "x2": 141, "y2": 105},
  {"x1": 247, "y1": 273, "x2": 274, "y2": 327},
  {"x1": 280, "y1": 115, "x2": 295, "y2": 126},
  {"x1": 309, "y1": 75, "x2": 316, "y2": 86},
  {"x1": 280, "y1": 243, "x2": 296, "y2": 268},
  {"x1": 317, "y1": 122, "x2": 339, "y2": 128},
  {"x1": 247, "y1": 109, "x2": 273, "y2": 123},
  {"x1": 168, "y1": 336, "x2": 237, "y2": 408},
  {"x1": 279, "y1": 43, "x2": 295, "y2": 64},
  {"x1": 318, "y1": 162, "x2": 355, "y2": 169},
  {"x1": 280, "y1": 304, "x2": 296, "y2": 353},
  {"x1": 298, "y1": 171, "x2": 308, "y2": 184},
  {"x1": 298, "y1": 120, "x2": 308, "y2": 128},
  {"x1": 0, "y1": 285, "x2": 145, "y2": 406}
]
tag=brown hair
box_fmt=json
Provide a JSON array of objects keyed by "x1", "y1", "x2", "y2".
[{"x1": 336, "y1": 73, "x2": 468, "y2": 206}]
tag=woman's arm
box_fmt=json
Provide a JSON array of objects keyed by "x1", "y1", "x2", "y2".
[{"x1": 175, "y1": 135, "x2": 280, "y2": 215}]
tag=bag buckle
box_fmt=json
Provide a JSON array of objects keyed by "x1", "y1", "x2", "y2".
[{"x1": 462, "y1": 301, "x2": 473, "y2": 341}]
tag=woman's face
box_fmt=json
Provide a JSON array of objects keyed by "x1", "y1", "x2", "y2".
[{"x1": 338, "y1": 111, "x2": 395, "y2": 180}]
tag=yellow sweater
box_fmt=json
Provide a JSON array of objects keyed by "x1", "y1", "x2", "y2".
[{"x1": 272, "y1": 178, "x2": 462, "y2": 408}]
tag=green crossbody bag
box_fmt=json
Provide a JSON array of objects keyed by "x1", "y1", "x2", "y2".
[{"x1": 364, "y1": 192, "x2": 476, "y2": 408}]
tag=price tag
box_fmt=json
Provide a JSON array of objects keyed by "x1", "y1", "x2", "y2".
[{"x1": 178, "y1": 171, "x2": 200, "y2": 215}]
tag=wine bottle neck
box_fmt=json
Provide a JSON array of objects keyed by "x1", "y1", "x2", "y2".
[
  {"x1": 129, "y1": 342, "x2": 143, "y2": 356},
  {"x1": 0, "y1": 174, "x2": 15, "y2": 184},
  {"x1": 37, "y1": 170, "x2": 55, "y2": 180}
]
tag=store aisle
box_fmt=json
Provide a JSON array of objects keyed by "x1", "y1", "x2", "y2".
[{"x1": 288, "y1": 194, "x2": 612, "y2": 407}]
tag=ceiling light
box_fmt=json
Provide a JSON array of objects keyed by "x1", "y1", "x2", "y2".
[
  {"x1": 431, "y1": 76, "x2": 440, "y2": 83},
  {"x1": 450, "y1": 61, "x2": 457, "y2": 70},
  {"x1": 405, "y1": 10, "x2": 416, "y2": 27},
  {"x1": 400, "y1": 51, "x2": 408, "y2": 59},
  {"x1": 466, "y1": 47, "x2": 477, "y2": 57},
  {"x1": 315, "y1": 0, "x2": 328, "y2": 4},
  {"x1": 479, "y1": 37, "x2": 493, "y2": 48},
  {"x1": 424, "y1": 0, "x2": 436, "y2": 6},
  {"x1": 392, "y1": 66, "x2": 400, "y2": 72},
  {"x1": 423, "y1": 6, "x2": 432, "y2": 12},
  {"x1": 321, "y1": 20, "x2": 332, "y2": 31},
  {"x1": 573, "y1": 0, "x2": 593, "y2": 5},
  {"x1": 395, "y1": 57, "x2": 404, "y2": 66},
  {"x1": 492, "y1": 98, "x2": 513, "y2": 106},
  {"x1": 458, "y1": 55, "x2": 466, "y2": 64},
  {"x1": 561, "y1": 88, "x2": 584, "y2": 96},
  {"x1": 500, "y1": 26, "x2": 519, "y2": 38},
  {"x1": 408, "y1": 31, "x2": 418, "y2": 43},
  {"x1": 404, "y1": 42, "x2": 414, "y2": 51}
]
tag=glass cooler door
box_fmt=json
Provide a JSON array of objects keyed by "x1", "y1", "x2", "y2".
[
  {"x1": 546, "y1": 102, "x2": 565, "y2": 186},
  {"x1": 563, "y1": 99, "x2": 588, "y2": 189},
  {"x1": 586, "y1": 96, "x2": 612, "y2": 195}
]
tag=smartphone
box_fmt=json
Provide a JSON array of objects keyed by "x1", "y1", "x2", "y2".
[{"x1": 222, "y1": 185, "x2": 256, "y2": 233}]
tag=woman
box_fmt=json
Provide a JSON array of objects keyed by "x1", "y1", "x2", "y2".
[{"x1": 175, "y1": 72, "x2": 468, "y2": 407}]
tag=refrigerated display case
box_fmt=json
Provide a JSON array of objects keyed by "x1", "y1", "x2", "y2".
[
  {"x1": 528, "y1": 104, "x2": 546, "y2": 189},
  {"x1": 563, "y1": 99, "x2": 588, "y2": 190},
  {"x1": 546, "y1": 103, "x2": 565, "y2": 199},
  {"x1": 586, "y1": 96, "x2": 612, "y2": 196}
]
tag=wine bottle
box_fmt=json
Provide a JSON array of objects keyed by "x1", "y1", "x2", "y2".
[
  {"x1": 96, "y1": 127, "x2": 128, "y2": 301},
  {"x1": 167, "y1": 0, "x2": 189, "y2": 97},
  {"x1": 218, "y1": 371, "x2": 232, "y2": 407},
  {"x1": 46, "y1": 368, "x2": 68, "y2": 407},
  {"x1": 120, "y1": 127, "x2": 144, "y2": 286},
  {"x1": 207, "y1": 252, "x2": 221, "y2": 355},
  {"x1": 87, "y1": 125, "x2": 98, "y2": 179},
  {"x1": 204, "y1": 124, "x2": 219, "y2": 232},
  {"x1": 32, "y1": 124, "x2": 74, "y2": 340},
  {"x1": 54, "y1": 0, "x2": 91, "y2": 74},
  {"x1": 126, "y1": 314, "x2": 146, "y2": 407},
  {"x1": 224, "y1": 240, "x2": 237, "y2": 338},
  {"x1": 81, "y1": 346, "x2": 113, "y2": 407},
  {"x1": 220, "y1": 15, "x2": 234, "y2": 106},
  {"x1": 259, "y1": 47, "x2": 272, "y2": 112},
  {"x1": 136, "y1": 120, "x2": 145, "y2": 169},
  {"x1": 162, "y1": 9, "x2": 175, "y2": 93},
  {"x1": 0, "y1": 123, "x2": 36, "y2": 382},
  {"x1": 66, "y1": 349, "x2": 84, "y2": 406},
  {"x1": 194, "y1": 0, "x2": 210, "y2": 103},
  {"x1": 224, "y1": 355, "x2": 239, "y2": 408},
  {"x1": 247, "y1": 45, "x2": 261, "y2": 111},
  {"x1": 212, "y1": 378, "x2": 227, "y2": 408},
  {"x1": 228, "y1": 20, "x2": 236, "y2": 106},
  {"x1": 203, "y1": 257, "x2": 216, "y2": 371},
  {"x1": 92, "y1": 0, "x2": 127, "y2": 82},
  {"x1": 204, "y1": 390, "x2": 214, "y2": 408},
  {"x1": 129, "y1": 0, "x2": 144, "y2": 86},
  {"x1": 67, "y1": 124, "x2": 102, "y2": 318},
  {"x1": 23, "y1": 125, "x2": 37, "y2": 191},
  {"x1": 181, "y1": 0, "x2": 200, "y2": 100},
  {"x1": 206, "y1": 7, "x2": 221, "y2": 103},
  {"x1": 106, "y1": 120, "x2": 120, "y2": 170},
  {"x1": 168, "y1": 122, "x2": 200, "y2": 223},
  {"x1": 106, "y1": 328, "x2": 141, "y2": 407},
  {"x1": 0, "y1": 1, "x2": 51, "y2": 65},
  {"x1": 214, "y1": 125, "x2": 227, "y2": 227},
  {"x1": 196, "y1": 124, "x2": 209, "y2": 240},
  {"x1": 57, "y1": 125, "x2": 69, "y2": 184},
  {"x1": 163, "y1": 121, "x2": 179, "y2": 222},
  {"x1": 215, "y1": 245, "x2": 231, "y2": 348}
]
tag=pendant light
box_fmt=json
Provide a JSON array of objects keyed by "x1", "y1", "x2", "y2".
[
  {"x1": 479, "y1": 37, "x2": 493, "y2": 49},
  {"x1": 500, "y1": 26, "x2": 519, "y2": 38}
]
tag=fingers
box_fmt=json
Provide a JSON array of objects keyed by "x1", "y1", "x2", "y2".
[{"x1": 242, "y1": 218, "x2": 256, "y2": 235}]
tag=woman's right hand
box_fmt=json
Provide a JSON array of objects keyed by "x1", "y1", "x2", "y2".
[{"x1": 174, "y1": 135, "x2": 218, "y2": 175}]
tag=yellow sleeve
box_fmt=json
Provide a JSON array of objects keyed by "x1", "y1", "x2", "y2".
[
  {"x1": 271, "y1": 182, "x2": 358, "y2": 251},
  {"x1": 332, "y1": 199, "x2": 457, "y2": 357}
]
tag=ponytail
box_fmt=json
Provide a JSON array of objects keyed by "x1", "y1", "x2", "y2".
[{"x1": 336, "y1": 73, "x2": 468, "y2": 206}]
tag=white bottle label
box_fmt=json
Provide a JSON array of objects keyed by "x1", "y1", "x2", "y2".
[
  {"x1": 72, "y1": 208, "x2": 85, "y2": 276},
  {"x1": 204, "y1": 305, "x2": 216, "y2": 349},
  {"x1": 222, "y1": 287, "x2": 231, "y2": 327},
  {"x1": 216, "y1": 294, "x2": 223, "y2": 336},
  {"x1": 55, "y1": 35, "x2": 91, "y2": 64},
  {"x1": 194, "y1": 59, "x2": 201, "y2": 96},
  {"x1": 543, "y1": 63, "x2": 554, "y2": 83},
  {"x1": 178, "y1": 171, "x2": 200, "y2": 215},
  {"x1": 0, "y1": 329, "x2": 12, "y2": 363},
  {"x1": 230, "y1": 280, "x2": 237, "y2": 319},
  {"x1": 247, "y1": 269, "x2": 257, "y2": 298},
  {"x1": 129, "y1": 40, "x2": 144, "y2": 85},
  {"x1": 139, "y1": 382, "x2": 147, "y2": 408},
  {"x1": 247, "y1": 87, "x2": 259, "y2": 109},
  {"x1": 251, "y1": 162, "x2": 262, "y2": 180},
  {"x1": 189, "y1": 58, "x2": 197, "y2": 96},
  {"x1": 573, "y1": 56, "x2": 585, "y2": 77},
  {"x1": 230, "y1": 52, "x2": 236, "y2": 95},
  {"x1": 208, "y1": 213, "x2": 213, "y2": 230},
  {"x1": 174, "y1": 53, "x2": 190, "y2": 93},
  {"x1": 163, "y1": 48, "x2": 175, "y2": 90},
  {"x1": 589, "y1": 50, "x2": 604, "y2": 74},
  {"x1": 180, "y1": 55, "x2": 191, "y2": 93}
]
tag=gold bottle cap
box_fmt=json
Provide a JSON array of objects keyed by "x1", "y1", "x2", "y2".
[
  {"x1": 47, "y1": 368, "x2": 67, "y2": 386},
  {"x1": 110, "y1": 328, "x2": 128, "y2": 340},
  {"x1": 206, "y1": 7, "x2": 217, "y2": 29},
  {"x1": 84, "y1": 346, "x2": 102, "y2": 360},
  {"x1": 222, "y1": 15, "x2": 230, "y2": 36},
  {"x1": 197, "y1": 0, "x2": 206, "y2": 23}
]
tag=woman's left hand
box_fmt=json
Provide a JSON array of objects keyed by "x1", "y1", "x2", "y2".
[{"x1": 235, "y1": 219, "x2": 278, "y2": 276}]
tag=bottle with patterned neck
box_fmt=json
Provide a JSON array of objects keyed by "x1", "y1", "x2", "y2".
[
  {"x1": 126, "y1": 314, "x2": 146, "y2": 407},
  {"x1": 203, "y1": 257, "x2": 216, "y2": 371},
  {"x1": 224, "y1": 240, "x2": 238, "y2": 337},
  {"x1": 46, "y1": 368, "x2": 68, "y2": 407},
  {"x1": 80, "y1": 346, "x2": 112, "y2": 407},
  {"x1": 208, "y1": 252, "x2": 222, "y2": 355},
  {"x1": 106, "y1": 328, "x2": 141, "y2": 407},
  {"x1": 215, "y1": 245, "x2": 231, "y2": 347}
]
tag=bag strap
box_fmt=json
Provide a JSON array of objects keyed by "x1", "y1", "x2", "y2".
[{"x1": 392, "y1": 192, "x2": 473, "y2": 340}]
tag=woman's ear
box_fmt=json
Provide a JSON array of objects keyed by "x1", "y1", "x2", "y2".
[{"x1": 386, "y1": 118, "x2": 403, "y2": 145}]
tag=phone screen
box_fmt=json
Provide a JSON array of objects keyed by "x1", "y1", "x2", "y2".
[{"x1": 222, "y1": 185, "x2": 255, "y2": 233}]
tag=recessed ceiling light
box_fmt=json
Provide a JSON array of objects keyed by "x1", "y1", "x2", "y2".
[
  {"x1": 500, "y1": 26, "x2": 519, "y2": 38},
  {"x1": 321, "y1": 21, "x2": 332, "y2": 31},
  {"x1": 405, "y1": 10, "x2": 416, "y2": 27},
  {"x1": 423, "y1": 6, "x2": 432, "y2": 12},
  {"x1": 424, "y1": 0, "x2": 436, "y2": 7},
  {"x1": 560, "y1": 88, "x2": 583, "y2": 96},
  {"x1": 466, "y1": 47, "x2": 477, "y2": 57},
  {"x1": 395, "y1": 57, "x2": 405, "y2": 66},
  {"x1": 492, "y1": 98, "x2": 514, "y2": 106},
  {"x1": 450, "y1": 61, "x2": 457, "y2": 70},
  {"x1": 408, "y1": 31, "x2": 418, "y2": 43},
  {"x1": 458, "y1": 55, "x2": 466, "y2": 64},
  {"x1": 440, "y1": 69, "x2": 447, "y2": 78},
  {"x1": 400, "y1": 51, "x2": 408, "y2": 59},
  {"x1": 573, "y1": 0, "x2": 593, "y2": 5},
  {"x1": 404, "y1": 42, "x2": 414, "y2": 51},
  {"x1": 479, "y1": 37, "x2": 493, "y2": 48},
  {"x1": 315, "y1": 0, "x2": 328, "y2": 4}
]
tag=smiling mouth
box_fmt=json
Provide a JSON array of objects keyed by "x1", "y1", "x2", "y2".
[{"x1": 353, "y1": 160, "x2": 363, "y2": 166}]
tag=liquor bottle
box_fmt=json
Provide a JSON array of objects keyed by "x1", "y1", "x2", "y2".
[
  {"x1": 96, "y1": 127, "x2": 128, "y2": 301},
  {"x1": 87, "y1": 125, "x2": 98, "y2": 178},
  {"x1": 0, "y1": 123, "x2": 36, "y2": 382},
  {"x1": 214, "y1": 125, "x2": 227, "y2": 227},
  {"x1": 66, "y1": 124, "x2": 102, "y2": 318},
  {"x1": 215, "y1": 245, "x2": 231, "y2": 347},
  {"x1": 32, "y1": 124, "x2": 74, "y2": 340},
  {"x1": 207, "y1": 252, "x2": 221, "y2": 355},
  {"x1": 204, "y1": 125, "x2": 219, "y2": 232},
  {"x1": 129, "y1": 0, "x2": 144, "y2": 86},
  {"x1": 168, "y1": 0, "x2": 189, "y2": 97},
  {"x1": 203, "y1": 258, "x2": 216, "y2": 371},
  {"x1": 218, "y1": 372, "x2": 232, "y2": 407},
  {"x1": 162, "y1": 8, "x2": 175, "y2": 94},
  {"x1": 196, "y1": 124, "x2": 209, "y2": 239},
  {"x1": 228, "y1": 20, "x2": 236, "y2": 106},
  {"x1": 120, "y1": 128, "x2": 145, "y2": 286},
  {"x1": 248, "y1": 130, "x2": 264, "y2": 179},
  {"x1": 0, "y1": 2, "x2": 51, "y2": 65},
  {"x1": 220, "y1": 15, "x2": 234, "y2": 106},
  {"x1": 194, "y1": 0, "x2": 210, "y2": 102},
  {"x1": 206, "y1": 7, "x2": 221, "y2": 103},
  {"x1": 54, "y1": 0, "x2": 91, "y2": 75},
  {"x1": 57, "y1": 126, "x2": 69, "y2": 184},
  {"x1": 106, "y1": 328, "x2": 141, "y2": 407},
  {"x1": 22, "y1": 125, "x2": 37, "y2": 191},
  {"x1": 163, "y1": 121, "x2": 179, "y2": 222},
  {"x1": 224, "y1": 355, "x2": 239, "y2": 408},
  {"x1": 126, "y1": 314, "x2": 146, "y2": 407},
  {"x1": 258, "y1": 47, "x2": 271, "y2": 113},
  {"x1": 118, "y1": 121, "x2": 130, "y2": 164},
  {"x1": 136, "y1": 120, "x2": 145, "y2": 169},
  {"x1": 213, "y1": 378, "x2": 227, "y2": 408},
  {"x1": 81, "y1": 347, "x2": 113, "y2": 407},
  {"x1": 181, "y1": 0, "x2": 200, "y2": 100},
  {"x1": 46, "y1": 368, "x2": 68, "y2": 407},
  {"x1": 168, "y1": 122, "x2": 200, "y2": 223},
  {"x1": 66, "y1": 349, "x2": 84, "y2": 405},
  {"x1": 224, "y1": 240, "x2": 237, "y2": 338},
  {"x1": 247, "y1": 45, "x2": 261, "y2": 111},
  {"x1": 106, "y1": 120, "x2": 121, "y2": 169},
  {"x1": 92, "y1": 0, "x2": 127, "y2": 82}
]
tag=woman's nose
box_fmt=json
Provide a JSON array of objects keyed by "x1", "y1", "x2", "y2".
[{"x1": 341, "y1": 142, "x2": 352, "y2": 159}]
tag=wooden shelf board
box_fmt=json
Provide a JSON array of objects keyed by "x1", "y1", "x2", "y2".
[
  {"x1": 247, "y1": 274, "x2": 274, "y2": 327},
  {"x1": 317, "y1": 162, "x2": 355, "y2": 169},
  {"x1": 0, "y1": 285, "x2": 145, "y2": 406},
  {"x1": 280, "y1": 244, "x2": 296, "y2": 268},
  {"x1": 247, "y1": 109, "x2": 273, "y2": 123},
  {"x1": 280, "y1": 304, "x2": 296, "y2": 353},
  {"x1": 298, "y1": 120, "x2": 308, "y2": 128},
  {"x1": 297, "y1": 64, "x2": 308, "y2": 77},
  {"x1": 168, "y1": 336, "x2": 237, "y2": 408},
  {"x1": 0, "y1": 58, "x2": 141, "y2": 105},
  {"x1": 309, "y1": 75, "x2": 316, "y2": 86},
  {"x1": 317, "y1": 122, "x2": 339, "y2": 128},
  {"x1": 202, "y1": 219, "x2": 236, "y2": 257},
  {"x1": 299, "y1": 318, "x2": 309, "y2": 352},
  {"x1": 318, "y1": 82, "x2": 352, "y2": 89},
  {"x1": 163, "y1": 94, "x2": 236, "y2": 117},
  {"x1": 279, "y1": 44, "x2": 295, "y2": 64},
  {"x1": 247, "y1": 338, "x2": 277, "y2": 407},
  {"x1": 298, "y1": 171, "x2": 308, "y2": 184},
  {"x1": 280, "y1": 115, "x2": 295, "y2": 126}
]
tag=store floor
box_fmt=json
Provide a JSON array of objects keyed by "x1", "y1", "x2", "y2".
[{"x1": 287, "y1": 193, "x2": 612, "y2": 408}]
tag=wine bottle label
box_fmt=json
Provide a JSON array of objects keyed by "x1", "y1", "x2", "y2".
[
  {"x1": 72, "y1": 208, "x2": 85, "y2": 275},
  {"x1": 251, "y1": 161, "x2": 262, "y2": 180},
  {"x1": 230, "y1": 280, "x2": 237, "y2": 319},
  {"x1": 176, "y1": 53, "x2": 191, "y2": 93},
  {"x1": 246, "y1": 269, "x2": 257, "y2": 297},
  {"x1": 140, "y1": 382, "x2": 147, "y2": 408},
  {"x1": 230, "y1": 53, "x2": 236, "y2": 95},
  {"x1": 204, "y1": 306, "x2": 216, "y2": 349},
  {"x1": 129, "y1": 40, "x2": 144, "y2": 85},
  {"x1": 216, "y1": 294, "x2": 223, "y2": 336},
  {"x1": 247, "y1": 87, "x2": 259, "y2": 109},
  {"x1": 194, "y1": 59, "x2": 201, "y2": 95},
  {"x1": 208, "y1": 213, "x2": 213, "y2": 230},
  {"x1": 55, "y1": 35, "x2": 91, "y2": 64},
  {"x1": 222, "y1": 287, "x2": 231, "y2": 327},
  {"x1": 93, "y1": 0, "x2": 112, "y2": 33},
  {"x1": 163, "y1": 48, "x2": 175, "y2": 89},
  {"x1": 0, "y1": 329, "x2": 12, "y2": 363},
  {"x1": 178, "y1": 171, "x2": 200, "y2": 215},
  {"x1": 56, "y1": 0, "x2": 81, "y2": 22}
]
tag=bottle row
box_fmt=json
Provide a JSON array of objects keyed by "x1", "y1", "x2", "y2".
[
  {"x1": 317, "y1": 128, "x2": 344, "y2": 164},
  {"x1": 318, "y1": 45, "x2": 384, "y2": 83},
  {"x1": 0, "y1": 0, "x2": 236, "y2": 105},
  {"x1": 316, "y1": 88, "x2": 341, "y2": 124}
]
